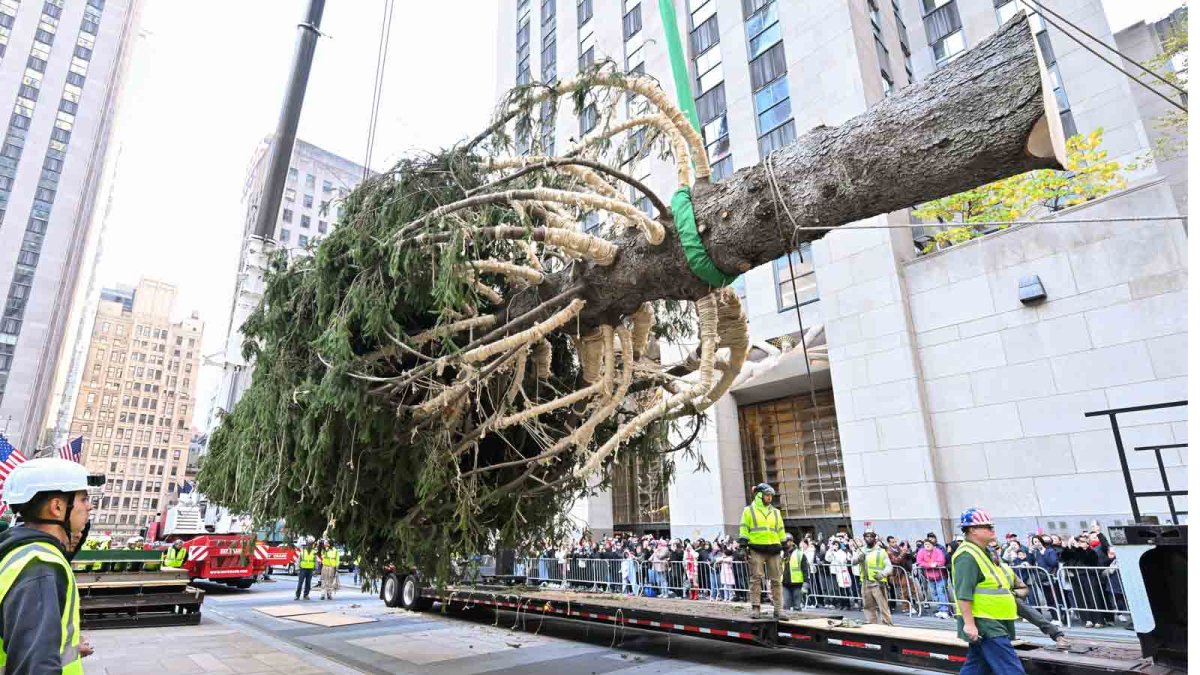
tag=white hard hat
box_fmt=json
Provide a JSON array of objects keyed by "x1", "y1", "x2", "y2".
[
  {"x1": 2, "y1": 458, "x2": 96, "y2": 507},
  {"x1": 126, "y1": 536, "x2": 144, "y2": 545}
]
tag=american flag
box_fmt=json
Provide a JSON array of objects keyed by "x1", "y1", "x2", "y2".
[
  {"x1": 57, "y1": 435, "x2": 83, "y2": 463},
  {"x1": 0, "y1": 434, "x2": 29, "y2": 518}
]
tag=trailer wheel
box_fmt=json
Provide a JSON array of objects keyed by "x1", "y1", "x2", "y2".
[
  {"x1": 382, "y1": 573, "x2": 402, "y2": 607},
  {"x1": 234, "y1": 578, "x2": 254, "y2": 590},
  {"x1": 400, "y1": 574, "x2": 432, "y2": 612},
  {"x1": 287, "y1": 563, "x2": 296, "y2": 575}
]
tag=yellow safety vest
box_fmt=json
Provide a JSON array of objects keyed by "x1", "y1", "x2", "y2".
[
  {"x1": 950, "y1": 542, "x2": 1018, "y2": 621},
  {"x1": 321, "y1": 549, "x2": 340, "y2": 568},
  {"x1": 0, "y1": 541, "x2": 83, "y2": 674},
  {"x1": 299, "y1": 550, "x2": 317, "y2": 569},
  {"x1": 855, "y1": 547, "x2": 890, "y2": 583},
  {"x1": 739, "y1": 501, "x2": 784, "y2": 546},
  {"x1": 787, "y1": 550, "x2": 805, "y2": 584},
  {"x1": 163, "y1": 547, "x2": 187, "y2": 568}
]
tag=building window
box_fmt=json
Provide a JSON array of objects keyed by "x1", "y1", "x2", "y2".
[
  {"x1": 298, "y1": 234, "x2": 309, "y2": 247},
  {"x1": 300, "y1": 214, "x2": 311, "y2": 229},
  {"x1": 279, "y1": 228, "x2": 290, "y2": 242},
  {"x1": 282, "y1": 208, "x2": 293, "y2": 223},
  {"x1": 287, "y1": 167, "x2": 297, "y2": 182},
  {"x1": 318, "y1": 220, "x2": 328, "y2": 234},
  {"x1": 284, "y1": 187, "x2": 295, "y2": 202},
  {"x1": 773, "y1": 243, "x2": 817, "y2": 311},
  {"x1": 738, "y1": 390, "x2": 846, "y2": 520},
  {"x1": 303, "y1": 193, "x2": 313, "y2": 208},
  {"x1": 304, "y1": 173, "x2": 315, "y2": 188},
  {"x1": 923, "y1": 0, "x2": 964, "y2": 66},
  {"x1": 994, "y1": 0, "x2": 1019, "y2": 24}
]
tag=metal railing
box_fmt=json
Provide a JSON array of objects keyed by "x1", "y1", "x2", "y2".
[{"x1": 517, "y1": 557, "x2": 1127, "y2": 628}]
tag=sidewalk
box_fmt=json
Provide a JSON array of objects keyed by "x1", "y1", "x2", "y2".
[{"x1": 82, "y1": 614, "x2": 357, "y2": 675}]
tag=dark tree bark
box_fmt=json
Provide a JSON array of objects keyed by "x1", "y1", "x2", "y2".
[{"x1": 504, "y1": 16, "x2": 1062, "y2": 330}]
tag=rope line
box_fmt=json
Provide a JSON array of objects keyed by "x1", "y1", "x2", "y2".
[{"x1": 362, "y1": 0, "x2": 396, "y2": 179}]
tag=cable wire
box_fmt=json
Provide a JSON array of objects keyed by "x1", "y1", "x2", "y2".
[
  {"x1": 363, "y1": 0, "x2": 396, "y2": 179},
  {"x1": 1022, "y1": 3, "x2": 1187, "y2": 113},
  {"x1": 1019, "y1": 0, "x2": 1186, "y2": 96}
]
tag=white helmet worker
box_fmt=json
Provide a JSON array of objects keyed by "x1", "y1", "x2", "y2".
[{"x1": 3, "y1": 457, "x2": 104, "y2": 554}]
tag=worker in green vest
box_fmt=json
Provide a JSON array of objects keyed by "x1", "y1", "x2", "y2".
[
  {"x1": 952, "y1": 507, "x2": 1023, "y2": 675},
  {"x1": 162, "y1": 540, "x2": 187, "y2": 569},
  {"x1": 850, "y1": 527, "x2": 894, "y2": 625},
  {"x1": 738, "y1": 483, "x2": 786, "y2": 619},
  {"x1": 295, "y1": 539, "x2": 317, "y2": 600},
  {"x1": 319, "y1": 540, "x2": 340, "y2": 600},
  {"x1": 0, "y1": 457, "x2": 104, "y2": 672}
]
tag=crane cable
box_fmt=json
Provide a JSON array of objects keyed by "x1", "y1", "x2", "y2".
[
  {"x1": 1019, "y1": 0, "x2": 1187, "y2": 113},
  {"x1": 363, "y1": 0, "x2": 396, "y2": 180}
]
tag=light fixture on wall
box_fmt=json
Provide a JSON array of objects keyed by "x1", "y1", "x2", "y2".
[{"x1": 1018, "y1": 275, "x2": 1047, "y2": 305}]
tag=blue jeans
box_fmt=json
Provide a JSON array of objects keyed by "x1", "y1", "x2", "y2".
[
  {"x1": 783, "y1": 585, "x2": 805, "y2": 610},
  {"x1": 708, "y1": 567, "x2": 721, "y2": 599},
  {"x1": 929, "y1": 578, "x2": 950, "y2": 614},
  {"x1": 960, "y1": 636, "x2": 1024, "y2": 675}
]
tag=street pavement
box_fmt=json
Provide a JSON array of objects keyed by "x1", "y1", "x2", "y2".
[{"x1": 83, "y1": 572, "x2": 1135, "y2": 674}]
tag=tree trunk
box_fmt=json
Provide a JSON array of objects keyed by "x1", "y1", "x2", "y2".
[{"x1": 507, "y1": 16, "x2": 1063, "y2": 330}]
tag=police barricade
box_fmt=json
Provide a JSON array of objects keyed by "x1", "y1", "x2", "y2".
[
  {"x1": 802, "y1": 562, "x2": 862, "y2": 611},
  {"x1": 1057, "y1": 565, "x2": 1130, "y2": 628},
  {"x1": 523, "y1": 557, "x2": 564, "y2": 586},
  {"x1": 1011, "y1": 564, "x2": 1065, "y2": 624},
  {"x1": 884, "y1": 566, "x2": 920, "y2": 616},
  {"x1": 563, "y1": 557, "x2": 623, "y2": 592},
  {"x1": 910, "y1": 565, "x2": 955, "y2": 618}
]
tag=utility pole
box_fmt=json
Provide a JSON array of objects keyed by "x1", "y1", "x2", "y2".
[{"x1": 253, "y1": 0, "x2": 326, "y2": 239}]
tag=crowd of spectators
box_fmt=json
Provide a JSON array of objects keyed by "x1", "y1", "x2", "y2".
[{"x1": 521, "y1": 524, "x2": 1127, "y2": 628}]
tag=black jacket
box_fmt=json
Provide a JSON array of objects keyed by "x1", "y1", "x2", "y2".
[{"x1": 0, "y1": 526, "x2": 73, "y2": 675}]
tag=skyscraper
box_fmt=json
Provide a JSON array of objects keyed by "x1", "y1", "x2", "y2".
[
  {"x1": 68, "y1": 278, "x2": 203, "y2": 540},
  {"x1": 0, "y1": 0, "x2": 142, "y2": 452},
  {"x1": 207, "y1": 137, "x2": 366, "y2": 426}
]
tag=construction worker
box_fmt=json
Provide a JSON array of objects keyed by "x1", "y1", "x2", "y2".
[
  {"x1": 162, "y1": 540, "x2": 187, "y2": 569},
  {"x1": 320, "y1": 540, "x2": 340, "y2": 600},
  {"x1": 0, "y1": 457, "x2": 103, "y2": 672},
  {"x1": 738, "y1": 483, "x2": 786, "y2": 619},
  {"x1": 124, "y1": 535, "x2": 144, "y2": 550},
  {"x1": 295, "y1": 539, "x2": 317, "y2": 600},
  {"x1": 781, "y1": 535, "x2": 806, "y2": 611},
  {"x1": 850, "y1": 527, "x2": 894, "y2": 625},
  {"x1": 952, "y1": 507, "x2": 1023, "y2": 675}
]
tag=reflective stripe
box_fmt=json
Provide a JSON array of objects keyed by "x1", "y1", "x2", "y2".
[{"x1": 975, "y1": 588, "x2": 1013, "y2": 595}]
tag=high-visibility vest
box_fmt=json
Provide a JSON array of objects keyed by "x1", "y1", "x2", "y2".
[
  {"x1": 321, "y1": 549, "x2": 339, "y2": 568},
  {"x1": 163, "y1": 547, "x2": 187, "y2": 568},
  {"x1": 739, "y1": 501, "x2": 784, "y2": 546},
  {"x1": 299, "y1": 550, "x2": 317, "y2": 569},
  {"x1": 950, "y1": 542, "x2": 1018, "y2": 621},
  {"x1": 855, "y1": 547, "x2": 889, "y2": 583},
  {"x1": 787, "y1": 550, "x2": 805, "y2": 584},
  {"x1": 0, "y1": 541, "x2": 83, "y2": 674}
]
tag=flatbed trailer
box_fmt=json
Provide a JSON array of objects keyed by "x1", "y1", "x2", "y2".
[{"x1": 380, "y1": 575, "x2": 1174, "y2": 674}]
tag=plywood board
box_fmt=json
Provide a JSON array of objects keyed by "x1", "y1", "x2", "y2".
[
  {"x1": 254, "y1": 604, "x2": 324, "y2": 618},
  {"x1": 780, "y1": 618, "x2": 1026, "y2": 648},
  {"x1": 286, "y1": 612, "x2": 376, "y2": 627}
]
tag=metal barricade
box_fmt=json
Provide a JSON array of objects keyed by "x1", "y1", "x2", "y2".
[
  {"x1": 1057, "y1": 565, "x2": 1130, "y2": 628},
  {"x1": 910, "y1": 565, "x2": 955, "y2": 618},
  {"x1": 803, "y1": 562, "x2": 862, "y2": 610},
  {"x1": 1012, "y1": 564, "x2": 1065, "y2": 624},
  {"x1": 885, "y1": 566, "x2": 920, "y2": 616}
]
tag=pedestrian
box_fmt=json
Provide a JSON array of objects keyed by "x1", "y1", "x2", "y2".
[
  {"x1": 0, "y1": 457, "x2": 100, "y2": 672},
  {"x1": 917, "y1": 538, "x2": 951, "y2": 618},
  {"x1": 824, "y1": 537, "x2": 853, "y2": 609},
  {"x1": 649, "y1": 540, "x2": 670, "y2": 597},
  {"x1": 888, "y1": 538, "x2": 916, "y2": 616},
  {"x1": 319, "y1": 540, "x2": 341, "y2": 600},
  {"x1": 782, "y1": 536, "x2": 807, "y2": 611},
  {"x1": 952, "y1": 507, "x2": 1023, "y2": 675},
  {"x1": 620, "y1": 549, "x2": 641, "y2": 596},
  {"x1": 738, "y1": 483, "x2": 786, "y2": 618},
  {"x1": 295, "y1": 539, "x2": 317, "y2": 600},
  {"x1": 850, "y1": 528, "x2": 893, "y2": 625}
]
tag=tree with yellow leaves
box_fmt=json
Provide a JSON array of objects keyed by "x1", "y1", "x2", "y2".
[{"x1": 914, "y1": 129, "x2": 1126, "y2": 253}]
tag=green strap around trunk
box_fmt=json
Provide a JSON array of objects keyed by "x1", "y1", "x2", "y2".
[{"x1": 658, "y1": 0, "x2": 737, "y2": 288}]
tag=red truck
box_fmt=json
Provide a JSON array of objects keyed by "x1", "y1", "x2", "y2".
[{"x1": 153, "y1": 494, "x2": 269, "y2": 589}]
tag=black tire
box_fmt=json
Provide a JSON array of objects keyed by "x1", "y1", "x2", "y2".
[
  {"x1": 287, "y1": 563, "x2": 296, "y2": 575},
  {"x1": 400, "y1": 574, "x2": 433, "y2": 611},
  {"x1": 382, "y1": 573, "x2": 403, "y2": 607},
  {"x1": 235, "y1": 578, "x2": 254, "y2": 590}
]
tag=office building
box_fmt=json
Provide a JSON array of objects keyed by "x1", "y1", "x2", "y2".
[
  {"x1": 496, "y1": 0, "x2": 1186, "y2": 540},
  {"x1": 69, "y1": 278, "x2": 203, "y2": 539},
  {"x1": 207, "y1": 137, "x2": 367, "y2": 425},
  {"x1": 0, "y1": 0, "x2": 142, "y2": 452}
]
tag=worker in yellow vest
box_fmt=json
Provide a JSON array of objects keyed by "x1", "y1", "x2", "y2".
[
  {"x1": 850, "y1": 527, "x2": 894, "y2": 625},
  {"x1": 162, "y1": 541, "x2": 187, "y2": 569},
  {"x1": 295, "y1": 540, "x2": 317, "y2": 600},
  {"x1": 319, "y1": 540, "x2": 340, "y2": 600},
  {"x1": 781, "y1": 536, "x2": 807, "y2": 611},
  {"x1": 0, "y1": 457, "x2": 103, "y2": 672},
  {"x1": 738, "y1": 483, "x2": 786, "y2": 618},
  {"x1": 951, "y1": 507, "x2": 1023, "y2": 675}
]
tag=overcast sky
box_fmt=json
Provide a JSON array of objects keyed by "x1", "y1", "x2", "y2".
[{"x1": 89, "y1": 1, "x2": 1182, "y2": 424}]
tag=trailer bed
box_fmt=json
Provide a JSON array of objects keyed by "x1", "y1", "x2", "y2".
[{"x1": 407, "y1": 583, "x2": 1164, "y2": 674}]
